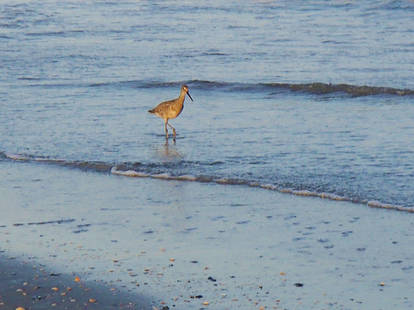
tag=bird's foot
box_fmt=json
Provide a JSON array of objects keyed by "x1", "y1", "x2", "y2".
[{"x1": 172, "y1": 129, "x2": 176, "y2": 143}]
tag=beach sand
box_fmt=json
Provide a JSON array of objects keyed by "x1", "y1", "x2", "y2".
[
  {"x1": 0, "y1": 161, "x2": 413, "y2": 309},
  {"x1": 0, "y1": 254, "x2": 150, "y2": 309}
]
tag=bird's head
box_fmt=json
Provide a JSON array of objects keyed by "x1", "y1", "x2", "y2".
[{"x1": 182, "y1": 85, "x2": 193, "y2": 102}]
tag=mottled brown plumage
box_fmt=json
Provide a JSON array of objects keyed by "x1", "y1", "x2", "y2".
[{"x1": 148, "y1": 85, "x2": 193, "y2": 141}]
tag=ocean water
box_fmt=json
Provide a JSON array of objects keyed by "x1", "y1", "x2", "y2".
[
  {"x1": 1, "y1": 1, "x2": 414, "y2": 309},
  {"x1": 1, "y1": 0, "x2": 414, "y2": 212}
]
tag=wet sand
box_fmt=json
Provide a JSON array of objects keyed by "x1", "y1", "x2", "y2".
[
  {"x1": 1, "y1": 161, "x2": 413, "y2": 309},
  {"x1": 0, "y1": 254, "x2": 151, "y2": 310}
]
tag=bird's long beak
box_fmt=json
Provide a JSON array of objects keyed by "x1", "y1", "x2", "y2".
[{"x1": 187, "y1": 91, "x2": 193, "y2": 101}]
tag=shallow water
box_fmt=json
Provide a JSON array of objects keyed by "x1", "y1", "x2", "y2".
[
  {"x1": 2, "y1": 86, "x2": 414, "y2": 210},
  {"x1": 1, "y1": 0, "x2": 414, "y2": 210}
]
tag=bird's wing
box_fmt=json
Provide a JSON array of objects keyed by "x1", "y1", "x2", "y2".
[
  {"x1": 153, "y1": 99, "x2": 175, "y2": 113},
  {"x1": 155, "y1": 100, "x2": 173, "y2": 111}
]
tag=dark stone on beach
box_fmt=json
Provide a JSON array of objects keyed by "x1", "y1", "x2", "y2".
[
  {"x1": 294, "y1": 282, "x2": 304, "y2": 287},
  {"x1": 236, "y1": 220, "x2": 250, "y2": 225},
  {"x1": 73, "y1": 229, "x2": 88, "y2": 233},
  {"x1": 77, "y1": 223, "x2": 91, "y2": 228},
  {"x1": 190, "y1": 295, "x2": 203, "y2": 299},
  {"x1": 49, "y1": 272, "x2": 61, "y2": 276}
]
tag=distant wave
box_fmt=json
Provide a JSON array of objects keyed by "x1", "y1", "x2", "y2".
[
  {"x1": 24, "y1": 79, "x2": 414, "y2": 98},
  {"x1": 92, "y1": 79, "x2": 414, "y2": 97},
  {"x1": 2, "y1": 151, "x2": 413, "y2": 214}
]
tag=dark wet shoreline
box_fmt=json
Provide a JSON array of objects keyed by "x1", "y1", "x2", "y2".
[{"x1": 0, "y1": 253, "x2": 153, "y2": 310}]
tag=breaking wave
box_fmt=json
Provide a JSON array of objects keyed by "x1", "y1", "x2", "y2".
[
  {"x1": 1, "y1": 151, "x2": 413, "y2": 214},
  {"x1": 25, "y1": 79, "x2": 414, "y2": 98},
  {"x1": 92, "y1": 79, "x2": 414, "y2": 97}
]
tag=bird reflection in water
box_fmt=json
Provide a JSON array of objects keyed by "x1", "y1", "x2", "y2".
[{"x1": 155, "y1": 141, "x2": 183, "y2": 162}]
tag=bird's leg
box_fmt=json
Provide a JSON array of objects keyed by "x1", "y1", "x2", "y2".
[
  {"x1": 164, "y1": 120, "x2": 169, "y2": 139},
  {"x1": 167, "y1": 123, "x2": 176, "y2": 142}
]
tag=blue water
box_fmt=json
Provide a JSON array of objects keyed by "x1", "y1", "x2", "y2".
[{"x1": 1, "y1": 0, "x2": 414, "y2": 211}]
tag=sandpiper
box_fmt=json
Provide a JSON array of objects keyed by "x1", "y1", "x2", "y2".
[{"x1": 148, "y1": 85, "x2": 193, "y2": 141}]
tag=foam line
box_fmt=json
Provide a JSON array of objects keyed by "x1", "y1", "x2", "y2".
[{"x1": 2, "y1": 152, "x2": 413, "y2": 213}]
